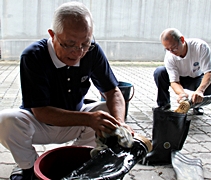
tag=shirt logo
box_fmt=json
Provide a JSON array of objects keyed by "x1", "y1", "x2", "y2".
[
  {"x1": 81, "y1": 76, "x2": 88, "y2": 82},
  {"x1": 193, "y1": 62, "x2": 200, "y2": 72},
  {"x1": 193, "y1": 62, "x2": 199, "y2": 66}
]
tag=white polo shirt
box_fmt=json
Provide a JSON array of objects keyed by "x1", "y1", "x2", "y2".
[{"x1": 164, "y1": 38, "x2": 211, "y2": 82}]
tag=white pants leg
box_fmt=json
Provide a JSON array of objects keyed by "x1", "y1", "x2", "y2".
[{"x1": 0, "y1": 102, "x2": 109, "y2": 169}]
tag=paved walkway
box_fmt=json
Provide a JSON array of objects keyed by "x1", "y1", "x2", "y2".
[{"x1": 0, "y1": 61, "x2": 211, "y2": 179}]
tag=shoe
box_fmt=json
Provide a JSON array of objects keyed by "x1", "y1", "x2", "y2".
[
  {"x1": 10, "y1": 166, "x2": 38, "y2": 180},
  {"x1": 193, "y1": 107, "x2": 204, "y2": 115},
  {"x1": 152, "y1": 103, "x2": 171, "y2": 111}
]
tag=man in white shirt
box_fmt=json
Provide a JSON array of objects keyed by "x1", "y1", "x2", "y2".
[{"x1": 154, "y1": 28, "x2": 211, "y2": 115}]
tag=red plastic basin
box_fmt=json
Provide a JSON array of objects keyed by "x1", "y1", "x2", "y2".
[{"x1": 34, "y1": 146, "x2": 93, "y2": 180}]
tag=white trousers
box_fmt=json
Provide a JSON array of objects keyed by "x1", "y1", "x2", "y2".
[{"x1": 0, "y1": 101, "x2": 109, "y2": 169}]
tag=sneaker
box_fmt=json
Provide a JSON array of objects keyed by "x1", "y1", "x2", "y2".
[
  {"x1": 152, "y1": 103, "x2": 171, "y2": 111},
  {"x1": 193, "y1": 107, "x2": 204, "y2": 115},
  {"x1": 10, "y1": 166, "x2": 38, "y2": 180}
]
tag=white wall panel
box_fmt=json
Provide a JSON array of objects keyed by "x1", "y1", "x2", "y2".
[{"x1": 0, "y1": 0, "x2": 211, "y2": 60}]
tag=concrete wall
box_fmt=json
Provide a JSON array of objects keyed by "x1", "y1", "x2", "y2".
[{"x1": 1, "y1": 0, "x2": 211, "y2": 61}]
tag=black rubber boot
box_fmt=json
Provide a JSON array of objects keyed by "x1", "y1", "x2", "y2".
[
  {"x1": 61, "y1": 134, "x2": 152, "y2": 180},
  {"x1": 141, "y1": 108, "x2": 191, "y2": 165}
]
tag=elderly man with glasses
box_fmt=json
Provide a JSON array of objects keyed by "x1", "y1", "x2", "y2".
[
  {"x1": 153, "y1": 28, "x2": 211, "y2": 115},
  {"x1": 0, "y1": 2, "x2": 134, "y2": 179}
]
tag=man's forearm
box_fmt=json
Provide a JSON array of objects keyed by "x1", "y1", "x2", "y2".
[
  {"x1": 105, "y1": 87, "x2": 125, "y2": 123},
  {"x1": 196, "y1": 72, "x2": 211, "y2": 93},
  {"x1": 31, "y1": 106, "x2": 91, "y2": 126},
  {"x1": 170, "y1": 82, "x2": 186, "y2": 95}
]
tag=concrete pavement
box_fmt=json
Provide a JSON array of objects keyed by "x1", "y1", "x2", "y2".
[{"x1": 0, "y1": 61, "x2": 211, "y2": 179}]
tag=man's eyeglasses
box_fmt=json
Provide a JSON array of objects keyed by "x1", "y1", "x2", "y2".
[
  {"x1": 166, "y1": 42, "x2": 180, "y2": 53},
  {"x1": 54, "y1": 33, "x2": 95, "y2": 53}
]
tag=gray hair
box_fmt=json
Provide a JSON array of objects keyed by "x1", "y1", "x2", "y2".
[
  {"x1": 160, "y1": 28, "x2": 183, "y2": 42},
  {"x1": 51, "y1": 1, "x2": 93, "y2": 34}
]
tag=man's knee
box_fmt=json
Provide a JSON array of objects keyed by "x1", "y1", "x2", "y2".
[
  {"x1": 0, "y1": 109, "x2": 17, "y2": 140},
  {"x1": 93, "y1": 102, "x2": 109, "y2": 112},
  {"x1": 154, "y1": 66, "x2": 167, "y2": 79},
  {"x1": 0, "y1": 109, "x2": 16, "y2": 126}
]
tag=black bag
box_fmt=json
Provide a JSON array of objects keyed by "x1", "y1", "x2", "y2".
[{"x1": 141, "y1": 108, "x2": 191, "y2": 165}]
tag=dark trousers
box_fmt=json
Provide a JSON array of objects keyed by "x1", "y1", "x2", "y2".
[{"x1": 153, "y1": 66, "x2": 211, "y2": 106}]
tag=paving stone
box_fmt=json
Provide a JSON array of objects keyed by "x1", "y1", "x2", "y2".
[
  {"x1": 185, "y1": 135, "x2": 199, "y2": 143},
  {"x1": 124, "y1": 164, "x2": 176, "y2": 180},
  {"x1": 191, "y1": 134, "x2": 211, "y2": 142},
  {"x1": 0, "y1": 151, "x2": 15, "y2": 164},
  {"x1": 0, "y1": 164, "x2": 14, "y2": 179},
  {"x1": 184, "y1": 143, "x2": 209, "y2": 153}
]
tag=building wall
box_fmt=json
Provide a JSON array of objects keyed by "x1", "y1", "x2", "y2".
[{"x1": 0, "y1": 0, "x2": 211, "y2": 61}]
